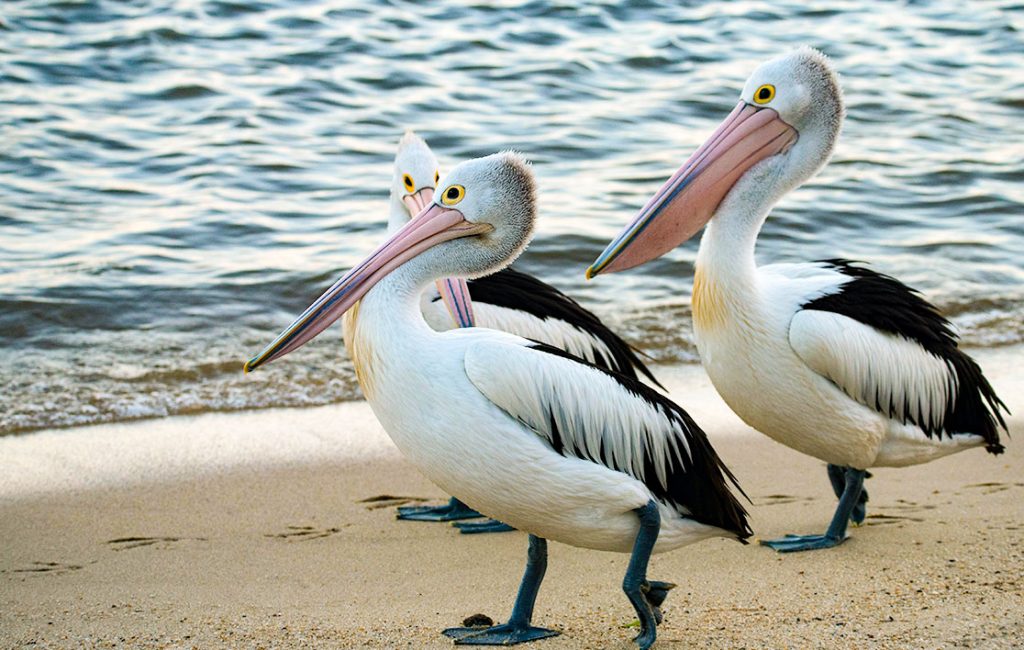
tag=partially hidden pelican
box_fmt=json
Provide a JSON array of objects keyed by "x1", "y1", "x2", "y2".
[
  {"x1": 247, "y1": 153, "x2": 751, "y2": 648},
  {"x1": 383, "y1": 132, "x2": 663, "y2": 534},
  {"x1": 588, "y1": 47, "x2": 1008, "y2": 552}
]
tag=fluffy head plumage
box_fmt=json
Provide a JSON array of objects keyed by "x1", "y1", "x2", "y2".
[
  {"x1": 715, "y1": 47, "x2": 846, "y2": 221},
  {"x1": 742, "y1": 47, "x2": 843, "y2": 146},
  {"x1": 426, "y1": 151, "x2": 537, "y2": 280},
  {"x1": 390, "y1": 130, "x2": 441, "y2": 230}
]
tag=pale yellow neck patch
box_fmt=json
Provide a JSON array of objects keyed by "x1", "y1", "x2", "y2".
[
  {"x1": 692, "y1": 264, "x2": 728, "y2": 332},
  {"x1": 342, "y1": 301, "x2": 376, "y2": 398}
]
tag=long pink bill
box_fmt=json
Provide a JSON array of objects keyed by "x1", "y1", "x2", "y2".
[
  {"x1": 587, "y1": 102, "x2": 798, "y2": 278},
  {"x1": 436, "y1": 277, "x2": 475, "y2": 328},
  {"x1": 402, "y1": 187, "x2": 435, "y2": 217},
  {"x1": 403, "y1": 189, "x2": 476, "y2": 328},
  {"x1": 244, "y1": 203, "x2": 490, "y2": 373}
]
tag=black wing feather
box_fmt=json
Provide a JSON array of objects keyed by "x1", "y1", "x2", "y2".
[
  {"x1": 528, "y1": 342, "x2": 752, "y2": 542},
  {"x1": 803, "y1": 260, "x2": 1008, "y2": 454},
  {"x1": 455, "y1": 267, "x2": 664, "y2": 388}
]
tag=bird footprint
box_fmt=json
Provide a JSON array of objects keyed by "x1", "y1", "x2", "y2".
[
  {"x1": 8, "y1": 561, "x2": 84, "y2": 574},
  {"x1": 358, "y1": 494, "x2": 430, "y2": 510},
  {"x1": 756, "y1": 494, "x2": 812, "y2": 506},
  {"x1": 879, "y1": 499, "x2": 935, "y2": 514},
  {"x1": 863, "y1": 513, "x2": 923, "y2": 526},
  {"x1": 106, "y1": 536, "x2": 205, "y2": 551},
  {"x1": 963, "y1": 482, "x2": 1022, "y2": 495},
  {"x1": 264, "y1": 525, "x2": 346, "y2": 541}
]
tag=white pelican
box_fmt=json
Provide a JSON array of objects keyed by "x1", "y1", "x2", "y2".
[
  {"x1": 246, "y1": 153, "x2": 750, "y2": 648},
  {"x1": 385, "y1": 131, "x2": 663, "y2": 534},
  {"x1": 588, "y1": 47, "x2": 1008, "y2": 553}
]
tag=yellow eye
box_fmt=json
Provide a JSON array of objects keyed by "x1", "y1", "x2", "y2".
[
  {"x1": 441, "y1": 184, "x2": 465, "y2": 206},
  {"x1": 753, "y1": 84, "x2": 775, "y2": 105},
  {"x1": 434, "y1": 170, "x2": 440, "y2": 185},
  {"x1": 402, "y1": 174, "x2": 415, "y2": 193}
]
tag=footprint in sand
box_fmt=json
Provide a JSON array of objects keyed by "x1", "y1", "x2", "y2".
[
  {"x1": 7, "y1": 561, "x2": 85, "y2": 575},
  {"x1": 106, "y1": 536, "x2": 206, "y2": 551},
  {"x1": 877, "y1": 498, "x2": 936, "y2": 514},
  {"x1": 264, "y1": 525, "x2": 347, "y2": 541},
  {"x1": 862, "y1": 513, "x2": 924, "y2": 526},
  {"x1": 755, "y1": 494, "x2": 814, "y2": 506},
  {"x1": 358, "y1": 494, "x2": 430, "y2": 510},
  {"x1": 962, "y1": 481, "x2": 1024, "y2": 495}
]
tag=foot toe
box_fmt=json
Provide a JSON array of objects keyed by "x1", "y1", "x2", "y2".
[
  {"x1": 452, "y1": 519, "x2": 516, "y2": 534},
  {"x1": 444, "y1": 623, "x2": 559, "y2": 645},
  {"x1": 396, "y1": 502, "x2": 484, "y2": 522},
  {"x1": 632, "y1": 625, "x2": 657, "y2": 650},
  {"x1": 643, "y1": 580, "x2": 675, "y2": 608},
  {"x1": 760, "y1": 533, "x2": 846, "y2": 553}
]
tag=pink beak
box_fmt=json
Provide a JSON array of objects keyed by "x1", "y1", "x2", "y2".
[
  {"x1": 244, "y1": 202, "x2": 490, "y2": 372},
  {"x1": 404, "y1": 188, "x2": 475, "y2": 328},
  {"x1": 402, "y1": 187, "x2": 435, "y2": 217},
  {"x1": 587, "y1": 102, "x2": 797, "y2": 278},
  {"x1": 435, "y1": 277, "x2": 476, "y2": 328}
]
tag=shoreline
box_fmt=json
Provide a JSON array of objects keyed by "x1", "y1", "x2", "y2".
[{"x1": 1, "y1": 349, "x2": 1022, "y2": 648}]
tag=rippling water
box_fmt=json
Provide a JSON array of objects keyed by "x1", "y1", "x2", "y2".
[{"x1": 2, "y1": 0, "x2": 1023, "y2": 435}]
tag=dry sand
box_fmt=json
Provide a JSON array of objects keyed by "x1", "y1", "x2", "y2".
[{"x1": 1, "y1": 352, "x2": 1021, "y2": 649}]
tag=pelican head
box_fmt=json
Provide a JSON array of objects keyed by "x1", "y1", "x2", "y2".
[
  {"x1": 390, "y1": 131, "x2": 441, "y2": 232},
  {"x1": 588, "y1": 47, "x2": 844, "y2": 277},
  {"x1": 245, "y1": 152, "x2": 535, "y2": 372}
]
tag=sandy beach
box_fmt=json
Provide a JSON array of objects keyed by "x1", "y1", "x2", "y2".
[
  {"x1": 2, "y1": 351, "x2": 1021, "y2": 649},
  {"x1": 5, "y1": 1, "x2": 1023, "y2": 647}
]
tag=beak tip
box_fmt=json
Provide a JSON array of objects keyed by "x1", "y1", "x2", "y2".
[
  {"x1": 585, "y1": 260, "x2": 606, "y2": 280},
  {"x1": 243, "y1": 359, "x2": 255, "y2": 374}
]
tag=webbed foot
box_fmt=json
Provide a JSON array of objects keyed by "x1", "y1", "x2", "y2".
[
  {"x1": 759, "y1": 533, "x2": 846, "y2": 553},
  {"x1": 396, "y1": 497, "x2": 483, "y2": 522},
  {"x1": 452, "y1": 519, "x2": 516, "y2": 534},
  {"x1": 443, "y1": 623, "x2": 559, "y2": 645},
  {"x1": 644, "y1": 580, "x2": 676, "y2": 624}
]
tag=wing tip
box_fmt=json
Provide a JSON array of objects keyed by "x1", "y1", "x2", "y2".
[{"x1": 986, "y1": 441, "x2": 1006, "y2": 456}]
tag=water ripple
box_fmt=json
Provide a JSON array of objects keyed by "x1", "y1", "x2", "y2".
[{"x1": 1, "y1": 0, "x2": 1022, "y2": 435}]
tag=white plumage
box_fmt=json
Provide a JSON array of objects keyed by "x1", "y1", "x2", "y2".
[
  {"x1": 465, "y1": 339, "x2": 694, "y2": 492},
  {"x1": 420, "y1": 289, "x2": 619, "y2": 367},
  {"x1": 789, "y1": 309, "x2": 955, "y2": 436},
  {"x1": 361, "y1": 321, "x2": 736, "y2": 552},
  {"x1": 247, "y1": 152, "x2": 748, "y2": 646},
  {"x1": 589, "y1": 48, "x2": 1006, "y2": 551},
  {"x1": 394, "y1": 131, "x2": 660, "y2": 384},
  {"x1": 695, "y1": 260, "x2": 992, "y2": 469}
]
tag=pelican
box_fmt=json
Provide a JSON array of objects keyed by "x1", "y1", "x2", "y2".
[
  {"x1": 246, "y1": 153, "x2": 750, "y2": 648},
  {"x1": 385, "y1": 131, "x2": 663, "y2": 534},
  {"x1": 588, "y1": 47, "x2": 1008, "y2": 553}
]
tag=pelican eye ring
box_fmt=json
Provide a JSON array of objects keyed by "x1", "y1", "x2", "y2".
[
  {"x1": 754, "y1": 84, "x2": 775, "y2": 105},
  {"x1": 441, "y1": 184, "x2": 465, "y2": 206},
  {"x1": 434, "y1": 170, "x2": 440, "y2": 185},
  {"x1": 403, "y1": 174, "x2": 415, "y2": 193}
]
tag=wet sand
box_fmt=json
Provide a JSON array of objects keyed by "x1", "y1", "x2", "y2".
[{"x1": 1, "y1": 354, "x2": 1021, "y2": 649}]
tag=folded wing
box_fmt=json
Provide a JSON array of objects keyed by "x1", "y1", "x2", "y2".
[{"x1": 464, "y1": 338, "x2": 750, "y2": 540}]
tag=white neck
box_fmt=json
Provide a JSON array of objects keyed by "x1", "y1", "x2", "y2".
[
  {"x1": 691, "y1": 170, "x2": 781, "y2": 332},
  {"x1": 695, "y1": 173, "x2": 775, "y2": 284},
  {"x1": 362, "y1": 262, "x2": 433, "y2": 339},
  {"x1": 696, "y1": 110, "x2": 838, "y2": 286},
  {"x1": 387, "y1": 192, "x2": 407, "y2": 234},
  {"x1": 343, "y1": 258, "x2": 438, "y2": 400}
]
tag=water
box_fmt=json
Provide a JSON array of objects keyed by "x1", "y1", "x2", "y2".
[{"x1": 2, "y1": 1, "x2": 1022, "y2": 436}]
